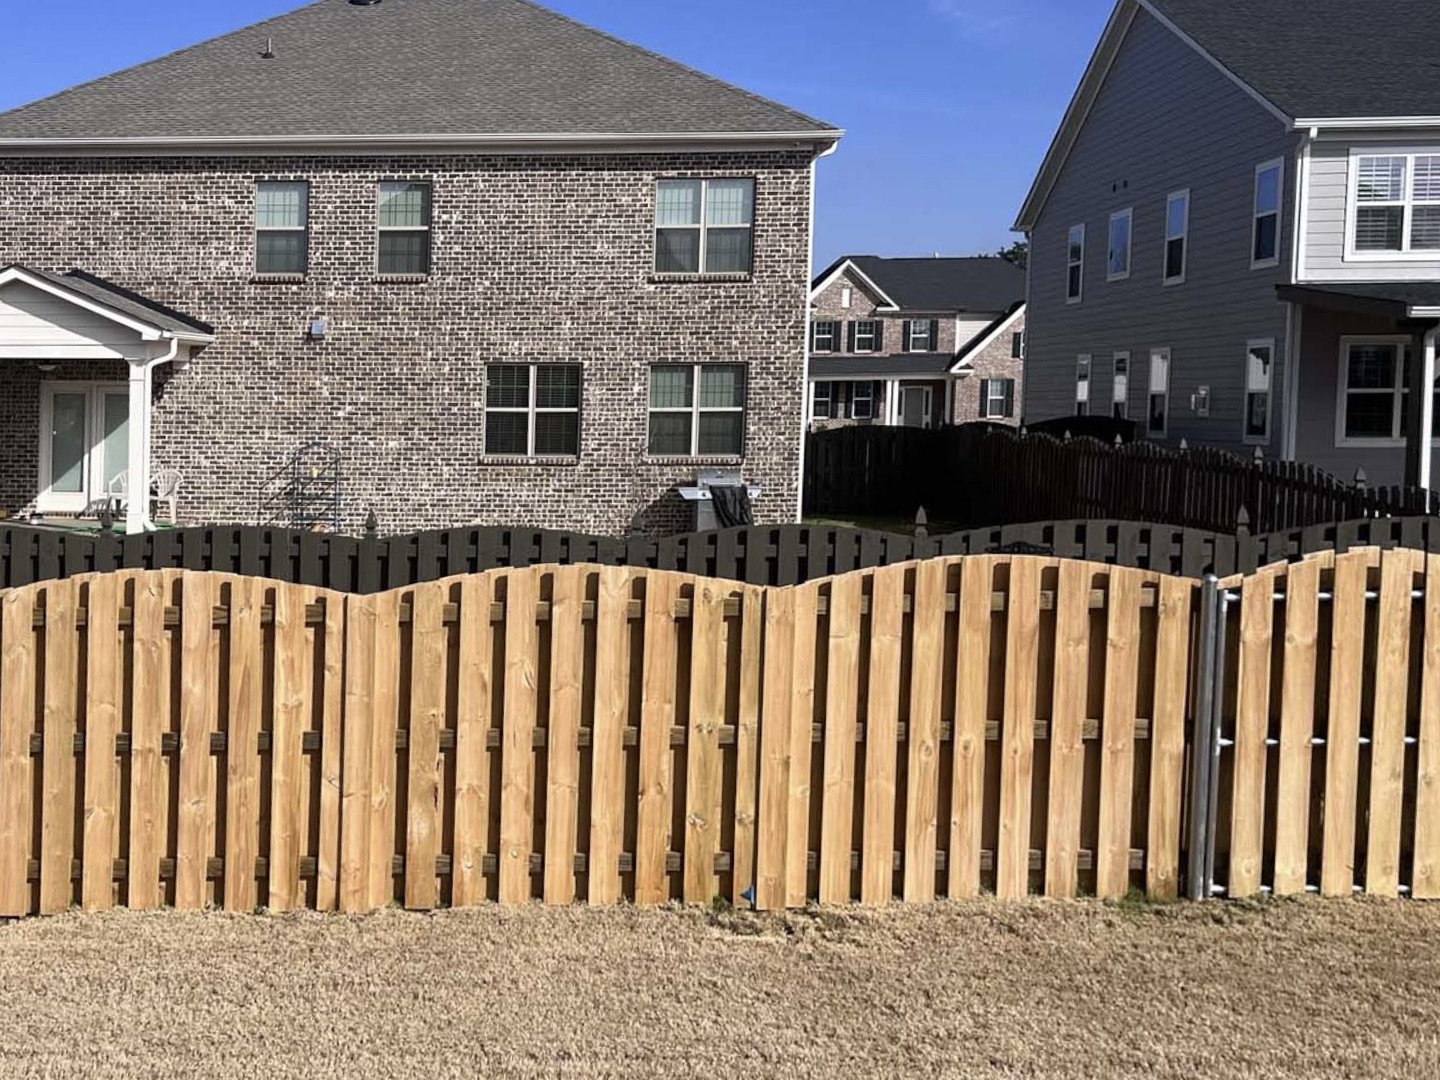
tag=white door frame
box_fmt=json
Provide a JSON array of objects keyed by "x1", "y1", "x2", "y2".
[
  {"x1": 36, "y1": 380, "x2": 129, "y2": 515},
  {"x1": 900, "y1": 384, "x2": 934, "y2": 429}
]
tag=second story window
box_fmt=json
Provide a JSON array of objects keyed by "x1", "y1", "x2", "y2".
[
  {"x1": 655, "y1": 178, "x2": 755, "y2": 275},
  {"x1": 811, "y1": 321, "x2": 839, "y2": 353},
  {"x1": 1164, "y1": 190, "x2": 1190, "y2": 285},
  {"x1": 648, "y1": 363, "x2": 746, "y2": 457},
  {"x1": 1067, "y1": 225, "x2": 1085, "y2": 303},
  {"x1": 1352, "y1": 152, "x2": 1440, "y2": 255},
  {"x1": 485, "y1": 364, "x2": 582, "y2": 457},
  {"x1": 1253, "y1": 159, "x2": 1284, "y2": 267},
  {"x1": 255, "y1": 181, "x2": 308, "y2": 276},
  {"x1": 378, "y1": 181, "x2": 432, "y2": 275},
  {"x1": 1011, "y1": 331, "x2": 1025, "y2": 359},
  {"x1": 850, "y1": 320, "x2": 883, "y2": 353},
  {"x1": 904, "y1": 319, "x2": 938, "y2": 352},
  {"x1": 1107, "y1": 209, "x2": 1132, "y2": 281}
]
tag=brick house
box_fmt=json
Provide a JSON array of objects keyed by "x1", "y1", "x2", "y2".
[
  {"x1": 0, "y1": 0, "x2": 841, "y2": 536},
  {"x1": 807, "y1": 256, "x2": 1026, "y2": 429}
]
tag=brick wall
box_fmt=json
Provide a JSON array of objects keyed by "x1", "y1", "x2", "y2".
[
  {"x1": 809, "y1": 270, "x2": 965, "y2": 355},
  {"x1": 0, "y1": 150, "x2": 816, "y2": 535},
  {"x1": 952, "y1": 311, "x2": 1026, "y2": 427}
]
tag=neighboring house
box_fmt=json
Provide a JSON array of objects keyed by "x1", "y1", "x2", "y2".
[
  {"x1": 1017, "y1": 0, "x2": 1440, "y2": 488},
  {"x1": 807, "y1": 256, "x2": 1026, "y2": 429},
  {"x1": 0, "y1": 0, "x2": 841, "y2": 536}
]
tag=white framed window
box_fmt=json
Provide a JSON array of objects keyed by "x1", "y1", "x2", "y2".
[
  {"x1": 1243, "y1": 340, "x2": 1275, "y2": 444},
  {"x1": 904, "y1": 319, "x2": 936, "y2": 352},
  {"x1": 648, "y1": 363, "x2": 746, "y2": 457},
  {"x1": 851, "y1": 381, "x2": 875, "y2": 420},
  {"x1": 377, "y1": 181, "x2": 432, "y2": 275},
  {"x1": 1252, "y1": 159, "x2": 1284, "y2": 268},
  {"x1": 1112, "y1": 351, "x2": 1130, "y2": 420},
  {"x1": 655, "y1": 178, "x2": 755, "y2": 275},
  {"x1": 1164, "y1": 190, "x2": 1189, "y2": 285},
  {"x1": 1067, "y1": 224, "x2": 1085, "y2": 303},
  {"x1": 1334, "y1": 336, "x2": 1440, "y2": 446},
  {"x1": 811, "y1": 320, "x2": 839, "y2": 353},
  {"x1": 484, "y1": 364, "x2": 582, "y2": 457},
  {"x1": 1011, "y1": 331, "x2": 1025, "y2": 359},
  {"x1": 811, "y1": 382, "x2": 833, "y2": 421},
  {"x1": 1107, "y1": 209, "x2": 1133, "y2": 281},
  {"x1": 980, "y1": 378, "x2": 1015, "y2": 420},
  {"x1": 1148, "y1": 348, "x2": 1171, "y2": 437},
  {"x1": 850, "y1": 320, "x2": 882, "y2": 353},
  {"x1": 1347, "y1": 150, "x2": 1440, "y2": 258},
  {"x1": 841, "y1": 286, "x2": 853, "y2": 309},
  {"x1": 255, "y1": 181, "x2": 308, "y2": 276},
  {"x1": 1075, "y1": 354, "x2": 1092, "y2": 417}
]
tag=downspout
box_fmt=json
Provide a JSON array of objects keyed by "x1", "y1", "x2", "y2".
[
  {"x1": 125, "y1": 335, "x2": 180, "y2": 535},
  {"x1": 1282, "y1": 127, "x2": 1317, "y2": 461}
]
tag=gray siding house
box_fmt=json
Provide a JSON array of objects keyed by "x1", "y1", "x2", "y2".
[
  {"x1": 1018, "y1": 0, "x2": 1440, "y2": 489},
  {"x1": 0, "y1": 0, "x2": 840, "y2": 535}
]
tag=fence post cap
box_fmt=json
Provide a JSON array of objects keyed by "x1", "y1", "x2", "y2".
[
  {"x1": 1114, "y1": 434, "x2": 1124, "y2": 446},
  {"x1": 914, "y1": 506, "x2": 929, "y2": 539},
  {"x1": 364, "y1": 508, "x2": 379, "y2": 538},
  {"x1": 1063, "y1": 430, "x2": 1072, "y2": 441},
  {"x1": 1354, "y1": 468, "x2": 1367, "y2": 489},
  {"x1": 1179, "y1": 438, "x2": 1189, "y2": 451},
  {"x1": 1253, "y1": 445, "x2": 1265, "y2": 463},
  {"x1": 1236, "y1": 506, "x2": 1251, "y2": 534}
]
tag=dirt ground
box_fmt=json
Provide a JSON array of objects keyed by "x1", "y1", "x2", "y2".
[{"x1": 0, "y1": 899, "x2": 1436, "y2": 1079}]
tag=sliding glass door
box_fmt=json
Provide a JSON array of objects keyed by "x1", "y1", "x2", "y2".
[{"x1": 38, "y1": 383, "x2": 129, "y2": 515}]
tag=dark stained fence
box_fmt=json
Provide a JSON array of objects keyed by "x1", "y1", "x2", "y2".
[
  {"x1": 4, "y1": 516, "x2": 1437, "y2": 591},
  {"x1": 805, "y1": 425, "x2": 1440, "y2": 533}
]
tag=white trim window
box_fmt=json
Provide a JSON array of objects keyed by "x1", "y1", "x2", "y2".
[
  {"x1": 1348, "y1": 151, "x2": 1440, "y2": 256},
  {"x1": 904, "y1": 319, "x2": 938, "y2": 352},
  {"x1": 980, "y1": 378, "x2": 1015, "y2": 420},
  {"x1": 850, "y1": 381, "x2": 875, "y2": 421},
  {"x1": 1335, "y1": 336, "x2": 1440, "y2": 445},
  {"x1": 484, "y1": 364, "x2": 582, "y2": 457},
  {"x1": 1107, "y1": 208, "x2": 1133, "y2": 281},
  {"x1": 1164, "y1": 190, "x2": 1189, "y2": 285},
  {"x1": 811, "y1": 381, "x2": 833, "y2": 422},
  {"x1": 851, "y1": 320, "x2": 882, "y2": 353},
  {"x1": 1244, "y1": 339, "x2": 1275, "y2": 444},
  {"x1": 1148, "y1": 348, "x2": 1171, "y2": 437},
  {"x1": 1075, "y1": 354, "x2": 1092, "y2": 417},
  {"x1": 377, "y1": 181, "x2": 432, "y2": 275},
  {"x1": 1112, "y1": 351, "x2": 1130, "y2": 420},
  {"x1": 648, "y1": 363, "x2": 746, "y2": 457},
  {"x1": 1011, "y1": 331, "x2": 1025, "y2": 359},
  {"x1": 811, "y1": 320, "x2": 839, "y2": 353},
  {"x1": 655, "y1": 178, "x2": 755, "y2": 275},
  {"x1": 1067, "y1": 224, "x2": 1085, "y2": 303},
  {"x1": 841, "y1": 286, "x2": 853, "y2": 309},
  {"x1": 1252, "y1": 159, "x2": 1284, "y2": 268},
  {"x1": 255, "y1": 181, "x2": 308, "y2": 276}
]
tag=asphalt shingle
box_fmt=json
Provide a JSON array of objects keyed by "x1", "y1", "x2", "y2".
[{"x1": 820, "y1": 256, "x2": 1026, "y2": 314}]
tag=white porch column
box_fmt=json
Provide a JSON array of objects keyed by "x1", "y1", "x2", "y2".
[
  {"x1": 1422, "y1": 327, "x2": 1437, "y2": 491},
  {"x1": 886, "y1": 379, "x2": 900, "y2": 426},
  {"x1": 125, "y1": 359, "x2": 152, "y2": 535},
  {"x1": 943, "y1": 379, "x2": 955, "y2": 425}
]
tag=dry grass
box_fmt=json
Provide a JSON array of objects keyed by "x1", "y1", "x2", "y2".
[{"x1": 0, "y1": 898, "x2": 1436, "y2": 1079}]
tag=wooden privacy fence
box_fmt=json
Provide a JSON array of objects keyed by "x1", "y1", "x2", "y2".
[{"x1": 0, "y1": 550, "x2": 1435, "y2": 917}]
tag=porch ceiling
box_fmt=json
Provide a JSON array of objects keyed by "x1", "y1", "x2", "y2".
[{"x1": 1279, "y1": 283, "x2": 1440, "y2": 320}]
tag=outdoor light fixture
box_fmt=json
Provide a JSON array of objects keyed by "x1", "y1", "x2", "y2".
[
  {"x1": 35, "y1": 363, "x2": 58, "y2": 374},
  {"x1": 308, "y1": 318, "x2": 328, "y2": 341}
]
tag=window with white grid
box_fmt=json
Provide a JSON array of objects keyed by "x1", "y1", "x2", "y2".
[
  {"x1": 1351, "y1": 152, "x2": 1440, "y2": 254},
  {"x1": 655, "y1": 179, "x2": 755, "y2": 275}
]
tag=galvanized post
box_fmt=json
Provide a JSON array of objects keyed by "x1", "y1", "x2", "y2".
[{"x1": 1186, "y1": 575, "x2": 1221, "y2": 901}]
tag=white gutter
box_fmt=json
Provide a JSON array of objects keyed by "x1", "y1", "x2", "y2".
[
  {"x1": 1294, "y1": 117, "x2": 1440, "y2": 130},
  {"x1": 125, "y1": 336, "x2": 181, "y2": 535}
]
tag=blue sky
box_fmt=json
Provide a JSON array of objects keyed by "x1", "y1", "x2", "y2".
[{"x1": 0, "y1": 0, "x2": 1112, "y2": 267}]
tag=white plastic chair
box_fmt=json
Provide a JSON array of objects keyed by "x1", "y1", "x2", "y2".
[{"x1": 108, "y1": 468, "x2": 183, "y2": 525}]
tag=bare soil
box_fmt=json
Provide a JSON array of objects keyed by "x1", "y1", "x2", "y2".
[{"x1": 0, "y1": 898, "x2": 1436, "y2": 1079}]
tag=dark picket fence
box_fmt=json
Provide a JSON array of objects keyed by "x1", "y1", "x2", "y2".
[
  {"x1": 804, "y1": 424, "x2": 1440, "y2": 534},
  {"x1": 3, "y1": 516, "x2": 1437, "y2": 592}
]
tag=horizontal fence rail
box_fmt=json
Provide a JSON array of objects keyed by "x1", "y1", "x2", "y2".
[
  {"x1": 3, "y1": 517, "x2": 1437, "y2": 592},
  {"x1": 804, "y1": 425, "x2": 1440, "y2": 534},
  {"x1": 0, "y1": 550, "x2": 1435, "y2": 918}
]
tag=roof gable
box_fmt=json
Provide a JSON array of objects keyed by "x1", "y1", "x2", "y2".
[
  {"x1": 0, "y1": 0, "x2": 839, "y2": 148},
  {"x1": 0, "y1": 266, "x2": 214, "y2": 339},
  {"x1": 826, "y1": 256, "x2": 1025, "y2": 314}
]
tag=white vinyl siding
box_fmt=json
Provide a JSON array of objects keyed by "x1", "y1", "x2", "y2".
[
  {"x1": 1347, "y1": 150, "x2": 1440, "y2": 258},
  {"x1": 1305, "y1": 141, "x2": 1440, "y2": 281}
]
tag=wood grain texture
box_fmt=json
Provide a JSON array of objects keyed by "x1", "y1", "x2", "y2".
[
  {"x1": 451, "y1": 576, "x2": 494, "y2": 907},
  {"x1": 732, "y1": 588, "x2": 764, "y2": 906},
  {"x1": 82, "y1": 574, "x2": 123, "y2": 911},
  {"x1": 1322, "y1": 552, "x2": 1369, "y2": 898},
  {"x1": 1414, "y1": 554, "x2": 1440, "y2": 900},
  {"x1": 339, "y1": 593, "x2": 376, "y2": 914},
  {"x1": 1365, "y1": 550, "x2": 1415, "y2": 898},
  {"x1": 315, "y1": 591, "x2": 345, "y2": 912},
  {"x1": 587, "y1": 567, "x2": 629, "y2": 906},
  {"x1": 786, "y1": 584, "x2": 819, "y2": 908},
  {"x1": 269, "y1": 585, "x2": 308, "y2": 911},
  {"x1": 1146, "y1": 576, "x2": 1192, "y2": 900},
  {"x1": 544, "y1": 566, "x2": 585, "y2": 906},
  {"x1": 949, "y1": 557, "x2": 993, "y2": 899},
  {"x1": 1096, "y1": 569, "x2": 1141, "y2": 901},
  {"x1": 224, "y1": 577, "x2": 263, "y2": 912},
  {"x1": 996, "y1": 559, "x2": 1042, "y2": 901},
  {"x1": 39, "y1": 579, "x2": 78, "y2": 915},
  {"x1": 861, "y1": 565, "x2": 905, "y2": 906},
  {"x1": 367, "y1": 591, "x2": 402, "y2": 910},
  {"x1": 404, "y1": 582, "x2": 446, "y2": 910},
  {"x1": 755, "y1": 588, "x2": 793, "y2": 911},
  {"x1": 0, "y1": 586, "x2": 34, "y2": 917},
  {"x1": 1272, "y1": 560, "x2": 1320, "y2": 897},
  {"x1": 903, "y1": 559, "x2": 946, "y2": 903},
  {"x1": 819, "y1": 573, "x2": 861, "y2": 905},
  {"x1": 684, "y1": 579, "x2": 726, "y2": 904},
  {"x1": 1045, "y1": 561, "x2": 1091, "y2": 899},
  {"x1": 634, "y1": 573, "x2": 679, "y2": 906},
  {"x1": 1229, "y1": 572, "x2": 1275, "y2": 899},
  {"x1": 500, "y1": 570, "x2": 540, "y2": 906}
]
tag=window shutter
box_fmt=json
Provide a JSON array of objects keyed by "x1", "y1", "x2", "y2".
[
  {"x1": 978, "y1": 379, "x2": 991, "y2": 418},
  {"x1": 1004, "y1": 380, "x2": 1016, "y2": 418},
  {"x1": 874, "y1": 322, "x2": 886, "y2": 352},
  {"x1": 902, "y1": 321, "x2": 913, "y2": 352},
  {"x1": 847, "y1": 322, "x2": 857, "y2": 353},
  {"x1": 809, "y1": 323, "x2": 816, "y2": 351},
  {"x1": 929, "y1": 320, "x2": 940, "y2": 351}
]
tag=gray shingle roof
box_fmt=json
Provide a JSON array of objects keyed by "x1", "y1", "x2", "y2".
[
  {"x1": 1280, "y1": 283, "x2": 1440, "y2": 317},
  {"x1": 810, "y1": 355, "x2": 957, "y2": 379},
  {"x1": 5, "y1": 265, "x2": 215, "y2": 336},
  {"x1": 819, "y1": 256, "x2": 1026, "y2": 314},
  {"x1": 0, "y1": 0, "x2": 836, "y2": 142},
  {"x1": 1148, "y1": 0, "x2": 1440, "y2": 119}
]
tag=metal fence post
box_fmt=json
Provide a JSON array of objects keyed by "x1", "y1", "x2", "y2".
[{"x1": 1186, "y1": 574, "x2": 1222, "y2": 901}]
